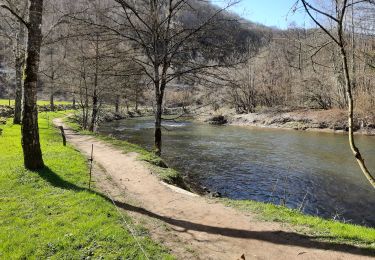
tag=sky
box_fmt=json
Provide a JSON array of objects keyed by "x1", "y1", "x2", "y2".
[{"x1": 211, "y1": 0, "x2": 313, "y2": 29}]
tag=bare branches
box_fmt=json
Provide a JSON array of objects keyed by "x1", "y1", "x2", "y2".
[
  {"x1": 299, "y1": 0, "x2": 340, "y2": 45},
  {"x1": 0, "y1": 4, "x2": 29, "y2": 29},
  {"x1": 301, "y1": 0, "x2": 340, "y2": 22}
]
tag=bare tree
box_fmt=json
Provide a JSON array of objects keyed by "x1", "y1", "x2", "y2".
[
  {"x1": 0, "y1": 0, "x2": 28, "y2": 124},
  {"x1": 99, "y1": 0, "x2": 239, "y2": 155},
  {"x1": 299, "y1": 0, "x2": 375, "y2": 188}
]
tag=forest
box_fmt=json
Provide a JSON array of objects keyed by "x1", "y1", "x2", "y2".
[{"x1": 0, "y1": 0, "x2": 374, "y2": 259}]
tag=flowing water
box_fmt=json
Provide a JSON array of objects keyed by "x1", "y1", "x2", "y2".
[{"x1": 99, "y1": 118, "x2": 375, "y2": 227}]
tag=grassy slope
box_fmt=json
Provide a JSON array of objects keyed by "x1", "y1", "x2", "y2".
[
  {"x1": 222, "y1": 199, "x2": 375, "y2": 250},
  {"x1": 0, "y1": 99, "x2": 72, "y2": 106},
  {"x1": 0, "y1": 112, "x2": 173, "y2": 259}
]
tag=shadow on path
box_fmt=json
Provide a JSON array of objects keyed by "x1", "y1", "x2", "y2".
[{"x1": 36, "y1": 166, "x2": 375, "y2": 257}]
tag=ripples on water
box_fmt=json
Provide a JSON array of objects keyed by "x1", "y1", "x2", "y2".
[{"x1": 99, "y1": 118, "x2": 375, "y2": 227}]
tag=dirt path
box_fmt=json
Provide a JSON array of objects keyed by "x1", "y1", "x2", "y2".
[{"x1": 54, "y1": 118, "x2": 373, "y2": 260}]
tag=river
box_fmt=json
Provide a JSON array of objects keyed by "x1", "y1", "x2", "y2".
[{"x1": 99, "y1": 117, "x2": 375, "y2": 227}]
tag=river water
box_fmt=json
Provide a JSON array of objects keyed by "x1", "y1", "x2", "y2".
[{"x1": 99, "y1": 118, "x2": 375, "y2": 227}]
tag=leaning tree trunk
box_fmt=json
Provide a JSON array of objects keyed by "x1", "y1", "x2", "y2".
[
  {"x1": 300, "y1": 0, "x2": 374, "y2": 188},
  {"x1": 340, "y1": 45, "x2": 375, "y2": 188},
  {"x1": 22, "y1": 0, "x2": 44, "y2": 170},
  {"x1": 336, "y1": 6, "x2": 375, "y2": 188}
]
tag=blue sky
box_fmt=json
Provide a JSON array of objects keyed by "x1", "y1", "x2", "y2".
[{"x1": 211, "y1": 0, "x2": 313, "y2": 29}]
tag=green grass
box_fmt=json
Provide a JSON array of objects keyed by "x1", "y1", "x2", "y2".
[
  {"x1": 0, "y1": 99, "x2": 72, "y2": 106},
  {"x1": 65, "y1": 114, "x2": 187, "y2": 189},
  {"x1": 0, "y1": 112, "x2": 173, "y2": 259},
  {"x1": 221, "y1": 198, "x2": 375, "y2": 250}
]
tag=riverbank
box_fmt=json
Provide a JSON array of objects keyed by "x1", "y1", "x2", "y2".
[
  {"x1": 0, "y1": 112, "x2": 172, "y2": 259},
  {"x1": 95, "y1": 106, "x2": 186, "y2": 124},
  {"x1": 197, "y1": 107, "x2": 375, "y2": 135},
  {"x1": 61, "y1": 113, "x2": 375, "y2": 258}
]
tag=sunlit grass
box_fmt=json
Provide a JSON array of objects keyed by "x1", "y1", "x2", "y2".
[
  {"x1": 221, "y1": 198, "x2": 375, "y2": 250},
  {"x1": 0, "y1": 99, "x2": 72, "y2": 106},
  {"x1": 0, "y1": 112, "x2": 173, "y2": 259}
]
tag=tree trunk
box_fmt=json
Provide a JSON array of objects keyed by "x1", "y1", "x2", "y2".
[
  {"x1": 154, "y1": 92, "x2": 163, "y2": 156},
  {"x1": 50, "y1": 89, "x2": 54, "y2": 111},
  {"x1": 125, "y1": 97, "x2": 129, "y2": 114},
  {"x1": 82, "y1": 105, "x2": 86, "y2": 129},
  {"x1": 49, "y1": 50, "x2": 55, "y2": 111},
  {"x1": 134, "y1": 89, "x2": 139, "y2": 111},
  {"x1": 89, "y1": 34, "x2": 99, "y2": 132},
  {"x1": 83, "y1": 83, "x2": 89, "y2": 130},
  {"x1": 115, "y1": 95, "x2": 120, "y2": 113},
  {"x1": 89, "y1": 91, "x2": 98, "y2": 132},
  {"x1": 21, "y1": 0, "x2": 44, "y2": 170},
  {"x1": 14, "y1": 57, "x2": 23, "y2": 124},
  {"x1": 13, "y1": 21, "x2": 25, "y2": 125},
  {"x1": 335, "y1": 3, "x2": 375, "y2": 188},
  {"x1": 350, "y1": 0, "x2": 357, "y2": 91}
]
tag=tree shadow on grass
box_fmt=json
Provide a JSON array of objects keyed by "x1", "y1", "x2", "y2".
[
  {"x1": 36, "y1": 166, "x2": 375, "y2": 257},
  {"x1": 37, "y1": 166, "x2": 89, "y2": 192}
]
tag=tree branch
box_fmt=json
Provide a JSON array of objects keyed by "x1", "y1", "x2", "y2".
[
  {"x1": 0, "y1": 4, "x2": 29, "y2": 29},
  {"x1": 299, "y1": 0, "x2": 340, "y2": 45}
]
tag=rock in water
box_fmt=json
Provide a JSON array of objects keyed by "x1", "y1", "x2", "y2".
[{"x1": 208, "y1": 115, "x2": 228, "y2": 125}]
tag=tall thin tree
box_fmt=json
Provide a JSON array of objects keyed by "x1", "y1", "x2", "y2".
[{"x1": 1, "y1": 0, "x2": 45, "y2": 169}]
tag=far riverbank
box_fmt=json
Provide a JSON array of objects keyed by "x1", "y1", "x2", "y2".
[{"x1": 197, "y1": 107, "x2": 375, "y2": 136}]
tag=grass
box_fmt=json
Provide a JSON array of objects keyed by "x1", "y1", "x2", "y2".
[
  {"x1": 221, "y1": 198, "x2": 375, "y2": 250},
  {"x1": 0, "y1": 112, "x2": 173, "y2": 259},
  {"x1": 65, "y1": 115, "x2": 187, "y2": 189},
  {"x1": 0, "y1": 99, "x2": 72, "y2": 106}
]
